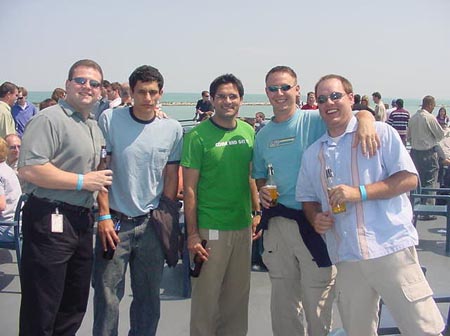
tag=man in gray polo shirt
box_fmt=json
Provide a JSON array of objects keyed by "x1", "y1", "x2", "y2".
[{"x1": 18, "y1": 59, "x2": 113, "y2": 336}]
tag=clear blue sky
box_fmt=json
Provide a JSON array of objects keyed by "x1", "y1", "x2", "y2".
[{"x1": 2, "y1": 0, "x2": 449, "y2": 99}]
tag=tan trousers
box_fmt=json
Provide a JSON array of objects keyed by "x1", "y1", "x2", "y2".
[
  {"x1": 336, "y1": 246, "x2": 444, "y2": 336},
  {"x1": 262, "y1": 216, "x2": 336, "y2": 336},
  {"x1": 190, "y1": 226, "x2": 251, "y2": 336}
]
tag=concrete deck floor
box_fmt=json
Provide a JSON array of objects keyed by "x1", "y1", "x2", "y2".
[{"x1": 1, "y1": 215, "x2": 450, "y2": 335}]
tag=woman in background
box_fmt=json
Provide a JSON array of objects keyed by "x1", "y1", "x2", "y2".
[{"x1": 436, "y1": 107, "x2": 449, "y2": 128}]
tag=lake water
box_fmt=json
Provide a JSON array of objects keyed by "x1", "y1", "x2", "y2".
[{"x1": 28, "y1": 91, "x2": 450, "y2": 121}]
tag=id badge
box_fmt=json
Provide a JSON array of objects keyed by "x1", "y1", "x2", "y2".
[
  {"x1": 51, "y1": 207, "x2": 63, "y2": 233},
  {"x1": 209, "y1": 229, "x2": 219, "y2": 240}
]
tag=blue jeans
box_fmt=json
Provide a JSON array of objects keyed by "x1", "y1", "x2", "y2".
[{"x1": 92, "y1": 216, "x2": 165, "y2": 336}]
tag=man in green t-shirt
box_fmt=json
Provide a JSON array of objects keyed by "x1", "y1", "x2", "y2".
[{"x1": 181, "y1": 74, "x2": 260, "y2": 336}]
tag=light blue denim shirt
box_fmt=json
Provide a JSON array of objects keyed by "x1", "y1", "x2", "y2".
[{"x1": 296, "y1": 117, "x2": 419, "y2": 263}]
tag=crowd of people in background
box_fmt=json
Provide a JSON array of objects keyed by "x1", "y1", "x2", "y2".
[{"x1": 0, "y1": 60, "x2": 449, "y2": 336}]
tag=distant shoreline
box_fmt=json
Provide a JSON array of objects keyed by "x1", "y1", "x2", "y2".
[
  {"x1": 161, "y1": 102, "x2": 271, "y2": 106},
  {"x1": 32, "y1": 101, "x2": 272, "y2": 107}
]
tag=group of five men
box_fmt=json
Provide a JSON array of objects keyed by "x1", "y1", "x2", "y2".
[{"x1": 16, "y1": 59, "x2": 444, "y2": 336}]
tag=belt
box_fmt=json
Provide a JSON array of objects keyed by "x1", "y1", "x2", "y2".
[
  {"x1": 110, "y1": 209, "x2": 153, "y2": 222},
  {"x1": 29, "y1": 195, "x2": 91, "y2": 215}
]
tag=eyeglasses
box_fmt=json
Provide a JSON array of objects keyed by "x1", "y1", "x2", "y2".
[
  {"x1": 203, "y1": 95, "x2": 210, "y2": 98},
  {"x1": 267, "y1": 85, "x2": 293, "y2": 93},
  {"x1": 317, "y1": 92, "x2": 344, "y2": 104},
  {"x1": 71, "y1": 77, "x2": 101, "y2": 89},
  {"x1": 17, "y1": 97, "x2": 24, "y2": 100},
  {"x1": 9, "y1": 145, "x2": 20, "y2": 150},
  {"x1": 215, "y1": 94, "x2": 239, "y2": 101}
]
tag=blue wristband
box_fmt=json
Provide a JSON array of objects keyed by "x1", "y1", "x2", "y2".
[
  {"x1": 98, "y1": 214, "x2": 112, "y2": 221},
  {"x1": 359, "y1": 185, "x2": 368, "y2": 201},
  {"x1": 76, "y1": 174, "x2": 84, "y2": 191}
]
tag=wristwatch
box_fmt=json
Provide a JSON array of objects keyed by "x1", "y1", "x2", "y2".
[{"x1": 252, "y1": 210, "x2": 263, "y2": 217}]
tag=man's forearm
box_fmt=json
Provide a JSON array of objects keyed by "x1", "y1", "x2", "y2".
[
  {"x1": 365, "y1": 171, "x2": 418, "y2": 200},
  {"x1": 250, "y1": 178, "x2": 260, "y2": 211},
  {"x1": 184, "y1": 189, "x2": 199, "y2": 237},
  {"x1": 97, "y1": 190, "x2": 110, "y2": 215},
  {"x1": 163, "y1": 164, "x2": 179, "y2": 201},
  {"x1": 19, "y1": 162, "x2": 80, "y2": 190}
]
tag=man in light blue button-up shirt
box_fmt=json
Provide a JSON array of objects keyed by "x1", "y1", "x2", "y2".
[{"x1": 297, "y1": 74, "x2": 444, "y2": 336}]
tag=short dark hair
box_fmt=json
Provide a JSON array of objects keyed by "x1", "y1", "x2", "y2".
[
  {"x1": 102, "y1": 80, "x2": 111, "y2": 88},
  {"x1": 422, "y1": 95, "x2": 435, "y2": 108},
  {"x1": 255, "y1": 112, "x2": 265, "y2": 119},
  {"x1": 209, "y1": 74, "x2": 244, "y2": 99},
  {"x1": 129, "y1": 65, "x2": 164, "y2": 92},
  {"x1": 201, "y1": 90, "x2": 209, "y2": 97},
  {"x1": 372, "y1": 92, "x2": 381, "y2": 99},
  {"x1": 395, "y1": 98, "x2": 404, "y2": 108},
  {"x1": 265, "y1": 65, "x2": 297, "y2": 83},
  {"x1": 51, "y1": 88, "x2": 66, "y2": 102},
  {"x1": 110, "y1": 82, "x2": 122, "y2": 97},
  {"x1": 353, "y1": 94, "x2": 361, "y2": 104},
  {"x1": 39, "y1": 98, "x2": 57, "y2": 110},
  {"x1": 315, "y1": 74, "x2": 353, "y2": 95},
  {"x1": 0, "y1": 82, "x2": 18, "y2": 98},
  {"x1": 68, "y1": 59, "x2": 103, "y2": 81}
]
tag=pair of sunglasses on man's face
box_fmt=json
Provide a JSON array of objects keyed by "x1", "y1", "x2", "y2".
[
  {"x1": 266, "y1": 84, "x2": 294, "y2": 93},
  {"x1": 317, "y1": 92, "x2": 345, "y2": 104},
  {"x1": 266, "y1": 85, "x2": 345, "y2": 105},
  {"x1": 71, "y1": 77, "x2": 101, "y2": 89}
]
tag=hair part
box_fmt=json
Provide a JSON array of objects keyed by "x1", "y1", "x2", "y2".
[
  {"x1": 265, "y1": 65, "x2": 297, "y2": 83},
  {"x1": 209, "y1": 74, "x2": 244, "y2": 98},
  {"x1": 314, "y1": 74, "x2": 353, "y2": 95},
  {"x1": 18, "y1": 86, "x2": 28, "y2": 96},
  {"x1": 68, "y1": 59, "x2": 103, "y2": 81},
  {"x1": 372, "y1": 91, "x2": 381, "y2": 99},
  {"x1": 39, "y1": 98, "x2": 57, "y2": 110},
  {"x1": 422, "y1": 95, "x2": 435, "y2": 108},
  {"x1": 129, "y1": 65, "x2": 164, "y2": 92},
  {"x1": 0, "y1": 82, "x2": 18, "y2": 98},
  {"x1": 51, "y1": 88, "x2": 66, "y2": 102},
  {"x1": 110, "y1": 82, "x2": 122, "y2": 97}
]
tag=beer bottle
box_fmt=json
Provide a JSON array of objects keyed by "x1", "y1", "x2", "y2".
[
  {"x1": 190, "y1": 240, "x2": 207, "y2": 278},
  {"x1": 325, "y1": 167, "x2": 346, "y2": 214},
  {"x1": 98, "y1": 145, "x2": 108, "y2": 170},
  {"x1": 266, "y1": 164, "x2": 278, "y2": 207},
  {"x1": 103, "y1": 220, "x2": 121, "y2": 260}
]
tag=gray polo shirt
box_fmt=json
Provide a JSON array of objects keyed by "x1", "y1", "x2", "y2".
[{"x1": 18, "y1": 100, "x2": 105, "y2": 208}]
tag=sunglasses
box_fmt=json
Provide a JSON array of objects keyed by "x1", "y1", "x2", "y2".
[
  {"x1": 267, "y1": 85, "x2": 293, "y2": 93},
  {"x1": 317, "y1": 92, "x2": 344, "y2": 104},
  {"x1": 72, "y1": 77, "x2": 101, "y2": 89},
  {"x1": 17, "y1": 97, "x2": 24, "y2": 100}
]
